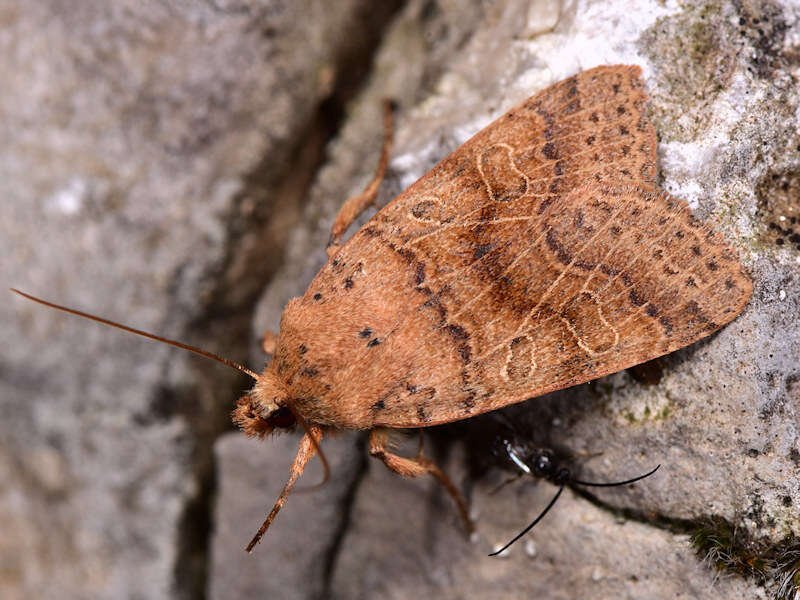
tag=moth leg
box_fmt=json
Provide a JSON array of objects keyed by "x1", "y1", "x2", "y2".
[
  {"x1": 488, "y1": 472, "x2": 523, "y2": 496},
  {"x1": 261, "y1": 329, "x2": 277, "y2": 356},
  {"x1": 368, "y1": 428, "x2": 474, "y2": 533},
  {"x1": 326, "y1": 99, "x2": 395, "y2": 258},
  {"x1": 245, "y1": 423, "x2": 323, "y2": 552}
]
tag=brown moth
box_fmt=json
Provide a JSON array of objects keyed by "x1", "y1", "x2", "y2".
[{"x1": 13, "y1": 64, "x2": 752, "y2": 552}]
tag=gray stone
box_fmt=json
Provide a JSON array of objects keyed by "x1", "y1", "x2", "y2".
[
  {"x1": 209, "y1": 433, "x2": 363, "y2": 600},
  {"x1": 3, "y1": 0, "x2": 798, "y2": 598},
  {"x1": 330, "y1": 446, "x2": 768, "y2": 599},
  {"x1": 1, "y1": 1, "x2": 398, "y2": 598}
]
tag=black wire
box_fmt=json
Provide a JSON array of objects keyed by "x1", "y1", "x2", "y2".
[
  {"x1": 571, "y1": 464, "x2": 660, "y2": 487},
  {"x1": 487, "y1": 463, "x2": 661, "y2": 557},
  {"x1": 488, "y1": 485, "x2": 564, "y2": 557}
]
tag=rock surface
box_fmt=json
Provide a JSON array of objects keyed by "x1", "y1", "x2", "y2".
[
  {"x1": 2, "y1": 0, "x2": 798, "y2": 599},
  {"x1": 1, "y1": 1, "x2": 398, "y2": 598}
]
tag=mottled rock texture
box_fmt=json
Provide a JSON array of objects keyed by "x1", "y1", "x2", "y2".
[
  {"x1": 2, "y1": 0, "x2": 798, "y2": 599},
  {"x1": 1, "y1": 1, "x2": 399, "y2": 598}
]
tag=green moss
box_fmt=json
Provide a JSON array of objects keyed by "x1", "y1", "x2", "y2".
[
  {"x1": 691, "y1": 517, "x2": 767, "y2": 578},
  {"x1": 638, "y1": 1, "x2": 736, "y2": 143},
  {"x1": 776, "y1": 549, "x2": 800, "y2": 600},
  {"x1": 689, "y1": 516, "x2": 800, "y2": 598},
  {"x1": 614, "y1": 400, "x2": 673, "y2": 425}
]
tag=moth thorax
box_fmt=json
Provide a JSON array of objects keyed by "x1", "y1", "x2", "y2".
[{"x1": 231, "y1": 373, "x2": 295, "y2": 439}]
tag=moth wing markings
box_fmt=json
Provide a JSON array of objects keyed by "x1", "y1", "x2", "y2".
[
  {"x1": 358, "y1": 189, "x2": 655, "y2": 422},
  {"x1": 407, "y1": 160, "x2": 560, "y2": 323},
  {"x1": 336, "y1": 66, "x2": 664, "y2": 425},
  {"x1": 397, "y1": 72, "x2": 656, "y2": 250},
  {"x1": 371, "y1": 182, "x2": 632, "y2": 413},
  {"x1": 471, "y1": 231, "x2": 617, "y2": 359},
  {"x1": 448, "y1": 227, "x2": 548, "y2": 322},
  {"x1": 400, "y1": 139, "x2": 649, "y2": 252},
  {"x1": 446, "y1": 210, "x2": 560, "y2": 321},
  {"x1": 517, "y1": 110, "x2": 654, "y2": 179},
  {"x1": 571, "y1": 198, "x2": 699, "y2": 333},
  {"x1": 441, "y1": 142, "x2": 543, "y2": 318},
  {"x1": 478, "y1": 187, "x2": 746, "y2": 380},
  {"x1": 489, "y1": 188, "x2": 679, "y2": 359},
  {"x1": 430, "y1": 186, "x2": 647, "y2": 384},
  {"x1": 607, "y1": 199, "x2": 747, "y2": 333},
  {"x1": 415, "y1": 217, "x2": 530, "y2": 293},
  {"x1": 557, "y1": 291, "x2": 621, "y2": 357},
  {"x1": 406, "y1": 141, "x2": 650, "y2": 300},
  {"x1": 477, "y1": 142, "x2": 532, "y2": 203},
  {"x1": 409, "y1": 194, "x2": 446, "y2": 223},
  {"x1": 540, "y1": 191, "x2": 673, "y2": 353},
  {"x1": 399, "y1": 141, "x2": 550, "y2": 291},
  {"x1": 500, "y1": 334, "x2": 538, "y2": 382},
  {"x1": 364, "y1": 187, "x2": 658, "y2": 423},
  {"x1": 503, "y1": 195, "x2": 625, "y2": 341}
]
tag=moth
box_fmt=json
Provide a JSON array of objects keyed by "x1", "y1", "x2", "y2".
[{"x1": 13, "y1": 64, "x2": 752, "y2": 552}]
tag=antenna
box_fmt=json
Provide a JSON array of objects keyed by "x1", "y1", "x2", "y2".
[
  {"x1": 11, "y1": 288, "x2": 333, "y2": 530},
  {"x1": 10, "y1": 288, "x2": 258, "y2": 380}
]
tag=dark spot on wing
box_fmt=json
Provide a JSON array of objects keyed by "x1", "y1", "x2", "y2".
[
  {"x1": 659, "y1": 316, "x2": 673, "y2": 335},
  {"x1": 629, "y1": 288, "x2": 646, "y2": 306},
  {"x1": 444, "y1": 324, "x2": 469, "y2": 340},
  {"x1": 542, "y1": 142, "x2": 558, "y2": 159},
  {"x1": 458, "y1": 344, "x2": 471, "y2": 364},
  {"x1": 415, "y1": 263, "x2": 426, "y2": 284},
  {"x1": 473, "y1": 243, "x2": 493, "y2": 260},
  {"x1": 546, "y1": 230, "x2": 572, "y2": 264}
]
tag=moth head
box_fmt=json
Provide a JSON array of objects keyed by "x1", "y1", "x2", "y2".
[{"x1": 232, "y1": 373, "x2": 296, "y2": 438}]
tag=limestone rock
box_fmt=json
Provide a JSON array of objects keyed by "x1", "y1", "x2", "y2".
[
  {"x1": 1, "y1": 1, "x2": 398, "y2": 598},
  {"x1": 3, "y1": 0, "x2": 797, "y2": 598}
]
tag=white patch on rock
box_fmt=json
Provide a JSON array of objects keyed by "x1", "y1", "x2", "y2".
[
  {"x1": 47, "y1": 178, "x2": 87, "y2": 215},
  {"x1": 518, "y1": 0, "x2": 680, "y2": 83},
  {"x1": 525, "y1": 0, "x2": 561, "y2": 37}
]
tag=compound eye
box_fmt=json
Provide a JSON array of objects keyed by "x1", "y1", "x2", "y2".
[
  {"x1": 534, "y1": 454, "x2": 552, "y2": 475},
  {"x1": 267, "y1": 405, "x2": 296, "y2": 429}
]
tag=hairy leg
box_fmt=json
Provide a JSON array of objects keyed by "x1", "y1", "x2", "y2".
[
  {"x1": 245, "y1": 423, "x2": 323, "y2": 552},
  {"x1": 326, "y1": 99, "x2": 395, "y2": 258},
  {"x1": 369, "y1": 428, "x2": 474, "y2": 533}
]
